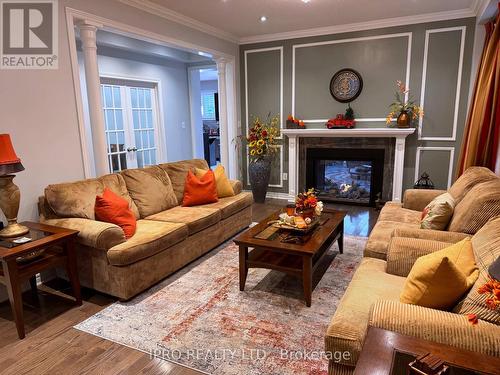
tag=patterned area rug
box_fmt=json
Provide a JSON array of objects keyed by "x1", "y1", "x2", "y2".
[{"x1": 75, "y1": 235, "x2": 366, "y2": 375}]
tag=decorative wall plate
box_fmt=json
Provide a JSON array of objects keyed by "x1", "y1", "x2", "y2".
[{"x1": 329, "y1": 69, "x2": 363, "y2": 103}]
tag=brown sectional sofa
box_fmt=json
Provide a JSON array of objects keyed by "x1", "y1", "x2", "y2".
[
  {"x1": 39, "y1": 159, "x2": 252, "y2": 300},
  {"x1": 326, "y1": 167, "x2": 500, "y2": 374}
]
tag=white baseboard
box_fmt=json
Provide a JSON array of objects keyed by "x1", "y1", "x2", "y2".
[
  {"x1": 243, "y1": 190, "x2": 292, "y2": 201},
  {"x1": 265, "y1": 191, "x2": 292, "y2": 200}
]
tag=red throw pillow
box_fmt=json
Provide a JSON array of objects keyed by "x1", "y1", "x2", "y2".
[
  {"x1": 95, "y1": 188, "x2": 137, "y2": 239},
  {"x1": 182, "y1": 170, "x2": 218, "y2": 207},
  {"x1": 421, "y1": 206, "x2": 430, "y2": 220}
]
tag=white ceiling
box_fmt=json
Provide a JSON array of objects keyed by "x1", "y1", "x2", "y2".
[
  {"x1": 76, "y1": 29, "x2": 215, "y2": 64},
  {"x1": 145, "y1": 0, "x2": 477, "y2": 42}
]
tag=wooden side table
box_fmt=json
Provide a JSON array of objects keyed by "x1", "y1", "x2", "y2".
[
  {"x1": 0, "y1": 221, "x2": 81, "y2": 339},
  {"x1": 355, "y1": 327, "x2": 500, "y2": 374}
]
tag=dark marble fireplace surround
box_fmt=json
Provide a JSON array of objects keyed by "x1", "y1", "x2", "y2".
[{"x1": 299, "y1": 137, "x2": 395, "y2": 202}]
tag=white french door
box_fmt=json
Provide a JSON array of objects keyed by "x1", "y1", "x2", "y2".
[{"x1": 100, "y1": 79, "x2": 161, "y2": 173}]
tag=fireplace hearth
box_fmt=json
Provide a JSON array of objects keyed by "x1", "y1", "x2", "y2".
[{"x1": 306, "y1": 148, "x2": 384, "y2": 206}]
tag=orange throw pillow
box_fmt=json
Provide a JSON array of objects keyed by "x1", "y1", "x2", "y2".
[
  {"x1": 95, "y1": 188, "x2": 137, "y2": 239},
  {"x1": 182, "y1": 170, "x2": 218, "y2": 207}
]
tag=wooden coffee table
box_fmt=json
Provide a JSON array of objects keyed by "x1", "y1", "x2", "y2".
[
  {"x1": 233, "y1": 208, "x2": 346, "y2": 306},
  {"x1": 355, "y1": 327, "x2": 500, "y2": 374}
]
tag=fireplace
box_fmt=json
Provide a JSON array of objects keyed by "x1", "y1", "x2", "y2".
[{"x1": 306, "y1": 148, "x2": 384, "y2": 206}]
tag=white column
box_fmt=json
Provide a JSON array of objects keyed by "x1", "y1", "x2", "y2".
[
  {"x1": 392, "y1": 136, "x2": 406, "y2": 202},
  {"x1": 287, "y1": 135, "x2": 299, "y2": 201},
  {"x1": 78, "y1": 21, "x2": 108, "y2": 177},
  {"x1": 215, "y1": 57, "x2": 230, "y2": 174},
  {"x1": 225, "y1": 60, "x2": 239, "y2": 180}
]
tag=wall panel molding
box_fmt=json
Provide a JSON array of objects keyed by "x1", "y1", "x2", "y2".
[
  {"x1": 244, "y1": 46, "x2": 284, "y2": 134},
  {"x1": 292, "y1": 32, "x2": 412, "y2": 123},
  {"x1": 418, "y1": 26, "x2": 466, "y2": 141},
  {"x1": 240, "y1": 18, "x2": 474, "y2": 195},
  {"x1": 244, "y1": 46, "x2": 284, "y2": 188},
  {"x1": 414, "y1": 146, "x2": 455, "y2": 188}
]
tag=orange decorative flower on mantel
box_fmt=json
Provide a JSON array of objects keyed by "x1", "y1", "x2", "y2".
[
  {"x1": 386, "y1": 80, "x2": 424, "y2": 126},
  {"x1": 287, "y1": 114, "x2": 305, "y2": 128}
]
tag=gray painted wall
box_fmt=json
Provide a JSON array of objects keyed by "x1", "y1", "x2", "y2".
[
  {"x1": 240, "y1": 18, "x2": 476, "y2": 195},
  {"x1": 295, "y1": 37, "x2": 408, "y2": 119}
]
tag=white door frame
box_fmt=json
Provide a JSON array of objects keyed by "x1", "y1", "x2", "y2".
[
  {"x1": 187, "y1": 64, "x2": 218, "y2": 161},
  {"x1": 100, "y1": 73, "x2": 166, "y2": 166},
  {"x1": 65, "y1": 7, "x2": 238, "y2": 178}
]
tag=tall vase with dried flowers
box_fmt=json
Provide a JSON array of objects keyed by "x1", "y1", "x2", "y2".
[
  {"x1": 246, "y1": 114, "x2": 280, "y2": 203},
  {"x1": 386, "y1": 80, "x2": 424, "y2": 128}
]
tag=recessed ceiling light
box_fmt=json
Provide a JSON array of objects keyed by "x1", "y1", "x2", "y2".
[
  {"x1": 197, "y1": 51, "x2": 212, "y2": 58},
  {"x1": 302, "y1": 0, "x2": 311, "y2": 3},
  {"x1": 260, "y1": 15, "x2": 267, "y2": 22}
]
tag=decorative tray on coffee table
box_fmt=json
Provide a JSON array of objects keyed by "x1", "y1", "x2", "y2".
[{"x1": 270, "y1": 217, "x2": 321, "y2": 234}]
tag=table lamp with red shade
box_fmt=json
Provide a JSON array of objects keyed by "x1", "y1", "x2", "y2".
[{"x1": 0, "y1": 134, "x2": 29, "y2": 238}]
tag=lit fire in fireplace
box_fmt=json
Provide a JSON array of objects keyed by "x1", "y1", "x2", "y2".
[{"x1": 340, "y1": 183, "x2": 352, "y2": 193}]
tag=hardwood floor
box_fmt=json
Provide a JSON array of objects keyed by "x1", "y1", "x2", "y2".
[
  {"x1": 0, "y1": 200, "x2": 378, "y2": 374},
  {"x1": 0, "y1": 285, "x2": 200, "y2": 375}
]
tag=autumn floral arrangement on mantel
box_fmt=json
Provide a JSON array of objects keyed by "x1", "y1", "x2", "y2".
[{"x1": 386, "y1": 80, "x2": 424, "y2": 128}]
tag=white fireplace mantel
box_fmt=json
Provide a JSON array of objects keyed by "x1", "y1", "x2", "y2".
[{"x1": 281, "y1": 127, "x2": 416, "y2": 202}]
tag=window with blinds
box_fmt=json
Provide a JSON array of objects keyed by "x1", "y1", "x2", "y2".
[{"x1": 201, "y1": 91, "x2": 216, "y2": 120}]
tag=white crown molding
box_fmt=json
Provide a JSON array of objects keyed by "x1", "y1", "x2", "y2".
[
  {"x1": 116, "y1": 1, "x2": 486, "y2": 46},
  {"x1": 117, "y1": 0, "x2": 240, "y2": 43},
  {"x1": 239, "y1": 8, "x2": 476, "y2": 44}
]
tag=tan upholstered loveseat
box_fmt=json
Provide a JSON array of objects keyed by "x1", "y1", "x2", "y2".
[
  {"x1": 39, "y1": 159, "x2": 252, "y2": 300},
  {"x1": 364, "y1": 167, "x2": 500, "y2": 259},
  {"x1": 326, "y1": 167, "x2": 500, "y2": 374}
]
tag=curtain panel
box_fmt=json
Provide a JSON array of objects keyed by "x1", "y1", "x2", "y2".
[{"x1": 457, "y1": 6, "x2": 500, "y2": 177}]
